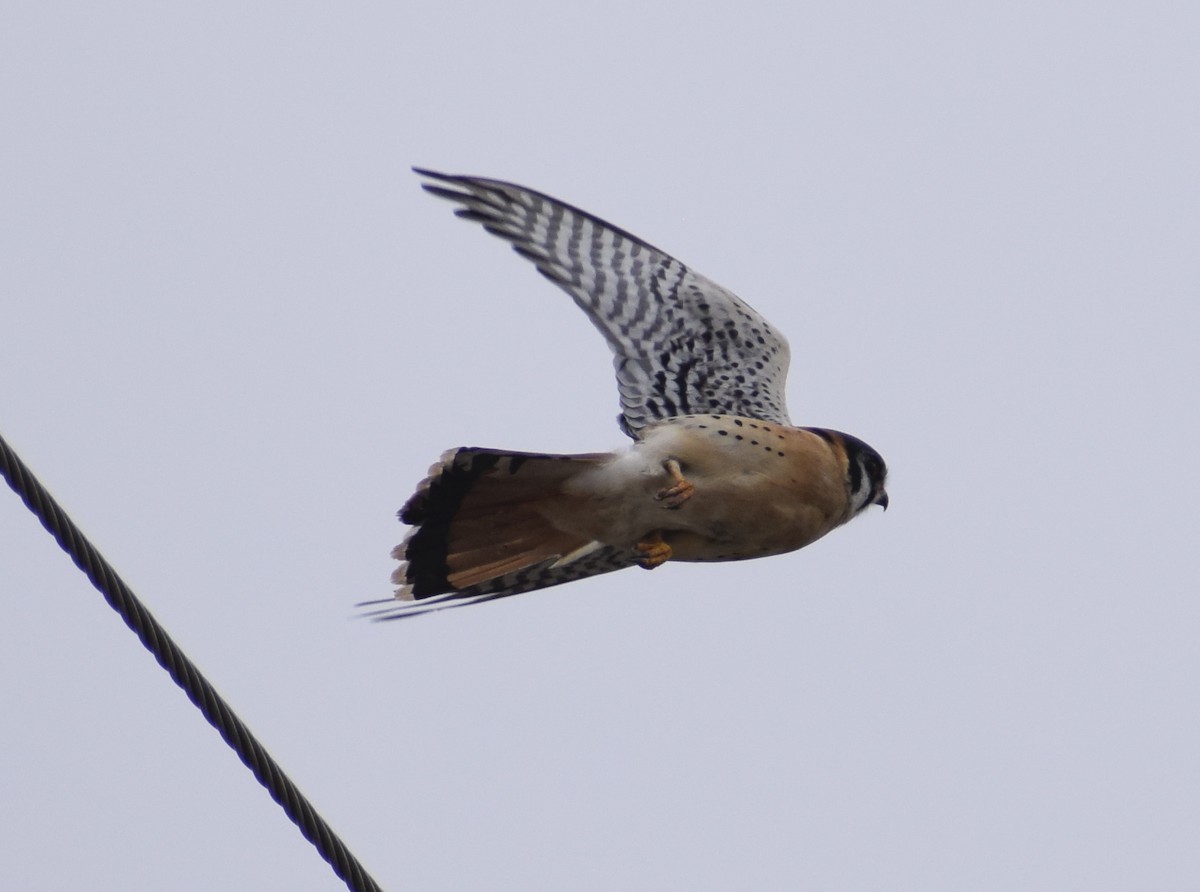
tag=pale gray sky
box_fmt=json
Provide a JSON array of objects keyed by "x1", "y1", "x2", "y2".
[{"x1": 3, "y1": 3, "x2": 1198, "y2": 890}]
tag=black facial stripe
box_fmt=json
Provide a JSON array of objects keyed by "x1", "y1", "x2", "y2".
[{"x1": 847, "y1": 453, "x2": 863, "y2": 495}]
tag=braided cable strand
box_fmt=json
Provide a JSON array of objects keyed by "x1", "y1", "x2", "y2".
[{"x1": 0, "y1": 430, "x2": 383, "y2": 892}]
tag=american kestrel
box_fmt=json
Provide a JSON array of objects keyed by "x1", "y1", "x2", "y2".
[{"x1": 371, "y1": 169, "x2": 888, "y2": 618}]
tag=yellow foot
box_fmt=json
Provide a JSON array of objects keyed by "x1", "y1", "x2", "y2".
[
  {"x1": 655, "y1": 459, "x2": 695, "y2": 509},
  {"x1": 633, "y1": 531, "x2": 672, "y2": 570}
]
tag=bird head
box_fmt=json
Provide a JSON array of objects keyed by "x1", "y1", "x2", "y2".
[{"x1": 838, "y1": 432, "x2": 889, "y2": 516}]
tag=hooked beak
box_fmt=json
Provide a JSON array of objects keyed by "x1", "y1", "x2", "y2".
[{"x1": 874, "y1": 490, "x2": 889, "y2": 511}]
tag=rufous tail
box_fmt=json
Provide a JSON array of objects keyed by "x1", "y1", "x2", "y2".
[{"x1": 392, "y1": 447, "x2": 608, "y2": 600}]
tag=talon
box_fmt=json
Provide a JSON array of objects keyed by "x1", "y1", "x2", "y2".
[
  {"x1": 633, "y1": 531, "x2": 672, "y2": 569},
  {"x1": 654, "y1": 459, "x2": 695, "y2": 509}
]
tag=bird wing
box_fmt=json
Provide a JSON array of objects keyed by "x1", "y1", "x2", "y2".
[
  {"x1": 362, "y1": 544, "x2": 636, "y2": 619},
  {"x1": 415, "y1": 168, "x2": 793, "y2": 438}
]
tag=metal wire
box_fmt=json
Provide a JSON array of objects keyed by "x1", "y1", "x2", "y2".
[{"x1": 0, "y1": 430, "x2": 383, "y2": 892}]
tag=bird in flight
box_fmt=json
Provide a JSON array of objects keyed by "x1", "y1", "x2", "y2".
[{"x1": 369, "y1": 169, "x2": 888, "y2": 618}]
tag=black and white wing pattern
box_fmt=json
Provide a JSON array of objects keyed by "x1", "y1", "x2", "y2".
[{"x1": 415, "y1": 169, "x2": 793, "y2": 438}]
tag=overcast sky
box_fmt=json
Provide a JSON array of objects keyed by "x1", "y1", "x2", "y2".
[{"x1": 3, "y1": 3, "x2": 1199, "y2": 890}]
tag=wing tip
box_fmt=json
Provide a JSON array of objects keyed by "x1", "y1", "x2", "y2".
[{"x1": 412, "y1": 165, "x2": 448, "y2": 180}]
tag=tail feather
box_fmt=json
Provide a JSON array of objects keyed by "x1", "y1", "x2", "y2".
[
  {"x1": 391, "y1": 447, "x2": 627, "y2": 603},
  {"x1": 443, "y1": 530, "x2": 548, "y2": 568},
  {"x1": 444, "y1": 527, "x2": 581, "y2": 569},
  {"x1": 442, "y1": 529, "x2": 578, "y2": 589}
]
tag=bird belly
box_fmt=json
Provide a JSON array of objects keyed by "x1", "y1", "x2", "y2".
[{"x1": 550, "y1": 415, "x2": 849, "y2": 563}]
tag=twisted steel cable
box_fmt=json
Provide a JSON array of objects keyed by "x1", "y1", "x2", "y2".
[{"x1": 0, "y1": 430, "x2": 383, "y2": 892}]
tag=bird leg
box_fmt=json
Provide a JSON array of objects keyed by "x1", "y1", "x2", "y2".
[
  {"x1": 655, "y1": 459, "x2": 695, "y2": 509},
  {"x1": 633, "y1": 530, "x2": 672, "y2": 570}
]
